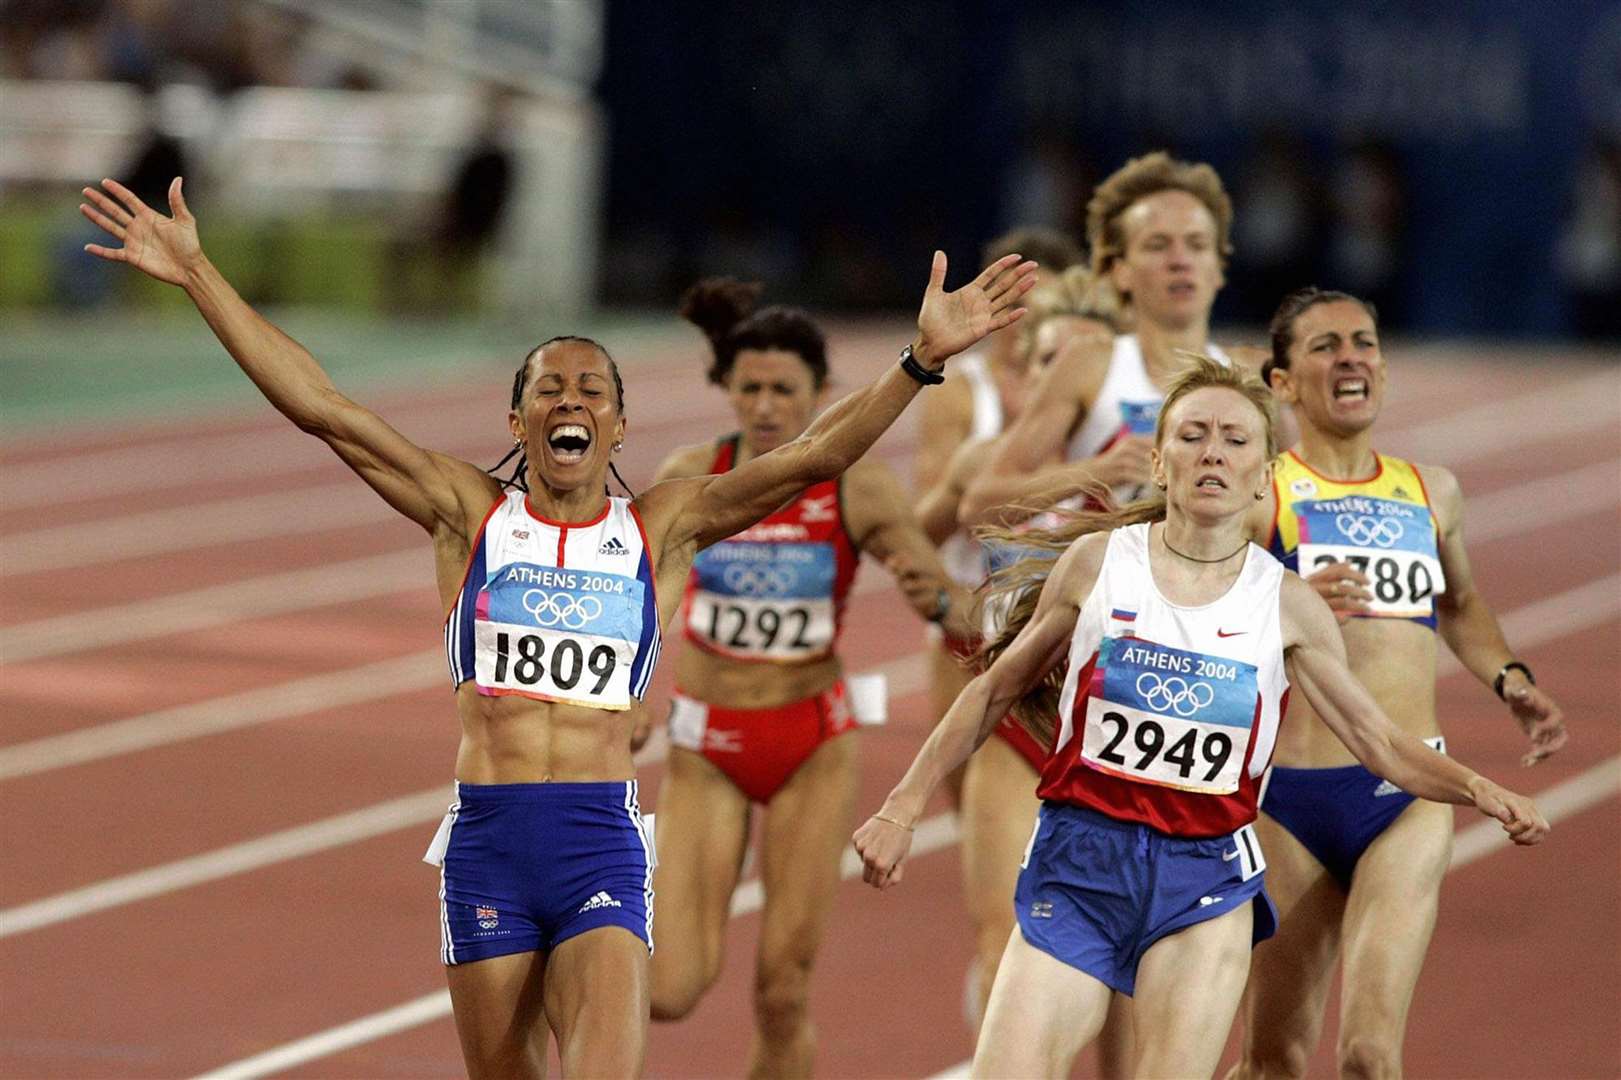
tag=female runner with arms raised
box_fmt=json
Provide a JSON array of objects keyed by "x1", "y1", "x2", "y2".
[
  {"x1": 78, "y1": 176, "x2": 1035, "y2": 1079},
  {"x1": 854, "y1": 358, "x2": 1547, "y2": 1079}
]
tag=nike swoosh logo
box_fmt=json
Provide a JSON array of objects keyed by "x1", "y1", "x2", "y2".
[
  {"x1": 1216, "y1": 629, "x2": 1246, "y2": 638},
  {"x1": 1222, "y1": 848, "x2": 1239, "y2": 861}
]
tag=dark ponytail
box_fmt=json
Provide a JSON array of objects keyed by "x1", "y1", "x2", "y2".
[{"x1": 679, "y1": 278, "x2": 829, "y2": 389}]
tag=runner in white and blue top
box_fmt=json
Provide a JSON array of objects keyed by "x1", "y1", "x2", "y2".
[
  {"x1": 855, "y1": 357, "x2": 1548, "y2": 1080},
  {"x1": 79, "y1": 173, "x2": 1041, "y2": 1080}
]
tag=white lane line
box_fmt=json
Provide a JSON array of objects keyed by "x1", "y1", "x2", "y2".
[
  {"x1": 1462, "y1": 459, "x2": 1620, "y2": 543},
  {"x1": 0, "y1": 533, "x2": 1606, "y2": 786},
  {"x1": 1381, "y1": 369, "x2": 1620, "y2": 465},
  {"x1": 0, "y1": 495, "x2": 907, "y2": 665},
  {"x1": 192, "y1": 810, "x2": 965, "y2": 1080},
  {"x1": 0, "y1": 356, "x2": 753, "y2": 511},
  {"x1": 1449, "y1": 756, "x2": 1621, "y2": 868},
  {"x1": 0, "y1": 650, "x2": 928, "y2": 933},
  {"x1": 0, "y1": 604, "x2": 930, "y2": 784},
  {"x1": 923, "y1": 752, "x2": 1621, "y2": 1080},
  {"x1": 198, "y1": 754, "x2": 1621, "y2": 1080},
  {"x1": 1, "y1": 482, "x2": 376, "y2": 576},
  {"x1": 9, "y1": 442, "x2": 1612, "y2": 665},
  {"x1": 0, "y1": 431, "x2": 916, "y2": 576},
  {"x1": 0, "y1": 651, "x2": 443, "y2": 782},
  {"x1": 0, "y1": 790, "x2": 454, "y2": 939},
  {"x1": 1436, "y1": 573, "x2": 1621, "y2": 678},
  {"x1": 0, "y1": 549, "x2": 427, "y2": 663},
  {"x1": 0, "y1": 722, "x2": 684, "y2": 941}
]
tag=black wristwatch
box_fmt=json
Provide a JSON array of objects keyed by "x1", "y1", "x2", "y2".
[
  {"x1": 899, "y1": 343, "x2": 944, "y2": 386},
  {"x1": 1493, "y1": 660, "x2": 1535, "y2": 700}
]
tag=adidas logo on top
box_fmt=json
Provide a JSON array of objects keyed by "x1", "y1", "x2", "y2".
[
  {"x1": 599, "y1": 536, "x2": 628, "y2": 555},
  {"x1": 579, "y1": 890, "x2": 622, "y2": 913}
]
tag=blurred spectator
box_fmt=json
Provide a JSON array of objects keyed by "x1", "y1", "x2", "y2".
[
  {"x1": 1326, "y1": 137, "x2": 1410, "y2": 326},
  {"x1": 122, "y1": 80, "x2": 187, "y2": 208},
  {"x1": 1556, "y1": 136, "x2": 1621, "y2": 340},
  {"x1": 386, "y1": 87, "x2": 519, "y2": 314},
  {"x1": 1231, "y1": 130, "x2": 1326, "y2": 323},
  {"x1": 998, "y1": 124, "x2": 1095, "y2": 240}
]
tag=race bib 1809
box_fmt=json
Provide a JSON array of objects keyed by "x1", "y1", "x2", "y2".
[
  {"x1": 1081, "y1": 636, "x2": 1258, "y2": 794},
  {"x1": 1294, "y1": 495, "x2": 1446, "y2": 619},
  {"x1": 688, "y1": 542, "x2": 837, "y2": 660},
  {"x1": 474, "y1": 563, "x2": 646, "y2": 709}
]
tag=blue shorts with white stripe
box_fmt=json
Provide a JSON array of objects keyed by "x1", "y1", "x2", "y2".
[{"x1": 431, "y1": 780, "x2": 653, "y2": 965}]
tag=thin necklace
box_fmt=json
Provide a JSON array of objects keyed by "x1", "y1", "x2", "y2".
[{"x1": 1161, "y1": 529, "x2": 1247, "y2": 565}]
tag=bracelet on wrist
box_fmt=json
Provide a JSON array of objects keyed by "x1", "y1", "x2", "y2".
[
  {"x1": 873, "y1": 813, "x2": 914, "y2": 832},
  {"x1": 1493, "y1": 660, "x2": 1534, "y2": 700},
  {"x1": 899, "y1": 344, "x2": 944, "y2": 386}
]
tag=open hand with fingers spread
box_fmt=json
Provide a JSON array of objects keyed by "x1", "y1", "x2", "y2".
[
  {"x1": 912, "y1": 251, "x2": 1038, "y2": 368},
  {"x1": 80, "y1": 176, "x2": 203, "y2": 287}
]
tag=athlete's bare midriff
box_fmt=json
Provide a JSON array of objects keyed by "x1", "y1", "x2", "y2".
[
  {"x1": 675, "y1": 643, "x2": 842, "y2": 710},
  {"x1": 1272, "y1": 617, "x2": 1440, "y2": 768},
  {"x1": 453, "y1": 682, "x2": 638, "y2": 784}
]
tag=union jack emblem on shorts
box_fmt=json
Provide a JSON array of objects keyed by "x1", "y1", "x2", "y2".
[{"x1": 475, "y1": 905, "x2": 499, "y2": 929}]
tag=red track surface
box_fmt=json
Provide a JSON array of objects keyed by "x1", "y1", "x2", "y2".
[{"x1": 1, "y1": 325, "x2": 1616, "y2": 1078}]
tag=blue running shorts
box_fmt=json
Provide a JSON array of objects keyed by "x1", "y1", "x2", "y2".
[
  {"x1": 1260, "y1": 736, "x2": 1446, "y2": 891},
  {"x1": 1013, "y1": 802, "x2": 1276, "y2": 996},
  {"x1": 426, "y1": 780, "x2": 654, "y2": 965}
]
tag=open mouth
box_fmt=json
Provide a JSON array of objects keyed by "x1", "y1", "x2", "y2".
[
  {"x1": 1167, "y1": 281, "x2": 1196, "y2": 300},
  {"x1": 1333, "y1": 377, "x2": 1369, "y2": 402},
  {"x1": 1196, "y1": 474, "x2": 1227, "y2": 491},
  {"x1": 546, "y1": 423, "x2": 592, "y2": 463}
]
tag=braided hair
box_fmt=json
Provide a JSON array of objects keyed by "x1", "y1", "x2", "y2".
[{"x1": 488, "y1": 335, "x2": 636, "y2": 497}]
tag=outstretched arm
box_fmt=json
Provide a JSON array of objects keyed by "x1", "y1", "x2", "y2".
[
  {"x1": 644, "y1": 251, "x2": 1037, "y2": 558},
  {"x1": 1280, "y1": 573, "x2": 1548, "y2": 844},
  {"x1": 853, "y1": 534, "x2": 1102, "y2": 888},
  {"x1": 843, "y1": 458, "x2": 976, "y2": 638},
  {"x1": 1426, "y1": 465, "x2": 1568, "y2": 766},
  {"x1": 958, "y1": 332, "x2": 1142, "y2": 524},
  {"x1": 80, "y1": 178, "x2": 496, "y2": 535}
]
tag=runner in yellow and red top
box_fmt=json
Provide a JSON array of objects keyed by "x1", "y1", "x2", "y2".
[{"x1": 1231, "y1": 287, "x2": 1569, "y2": 1079}]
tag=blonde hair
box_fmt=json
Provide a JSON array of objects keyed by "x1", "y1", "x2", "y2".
[
  {"x1": 1086, "y1": 151, "x2": 1234, "y2": 282},
  {"x1": 1017, "y1": 265, "x2": 1128, "y2": 360},
  {"x1": 975, "y1": 355, "x2": 1275, "y2": 745}
]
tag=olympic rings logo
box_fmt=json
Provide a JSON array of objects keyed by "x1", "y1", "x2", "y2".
[
  {"x1": 1335, "y1": 514, "x2": 1404, "y2": 548},
  {"x1": 521, "y1": 590, "x2": 603, "y2": 629},
  {"x1": 1135, "y1": 673, "x2": 1215, "y2": 717},
  {"x1": 721, "y1": 564, "x2": 795, "y2": 596}
]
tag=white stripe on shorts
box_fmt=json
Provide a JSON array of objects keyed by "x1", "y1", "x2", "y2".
[
  {"x1": 437, "y1": 785, "x2": 462, "y2": 964},
  {"x1": 623, "y1": 780, "x2": 655, "y2": 952},
  {"x1": 1232, "y1": 822, "x2": 1264, "y2": 882}
]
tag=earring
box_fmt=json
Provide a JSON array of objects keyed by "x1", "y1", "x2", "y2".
[
  {"x1": 1155, "y1": 480, "x2": 1167, "y2": 491},
  {"x1": 513, "y1": 437, "x2": 523, "y2": 448},
  {"x1": 1254, "y1": 490, "x2": 1265, "y2": 501},
  {"x1": 612, "y1": 442, "x2": 624, "y2": 453}
]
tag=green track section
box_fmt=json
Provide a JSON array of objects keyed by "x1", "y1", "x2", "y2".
[{"x1": 0, "y1": 309, "x2": 687, "y2": 436}]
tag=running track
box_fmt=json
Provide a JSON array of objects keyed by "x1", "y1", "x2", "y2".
[{"x1": 1, "y1": 322, "x2": 1617, "y2": 1078}]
